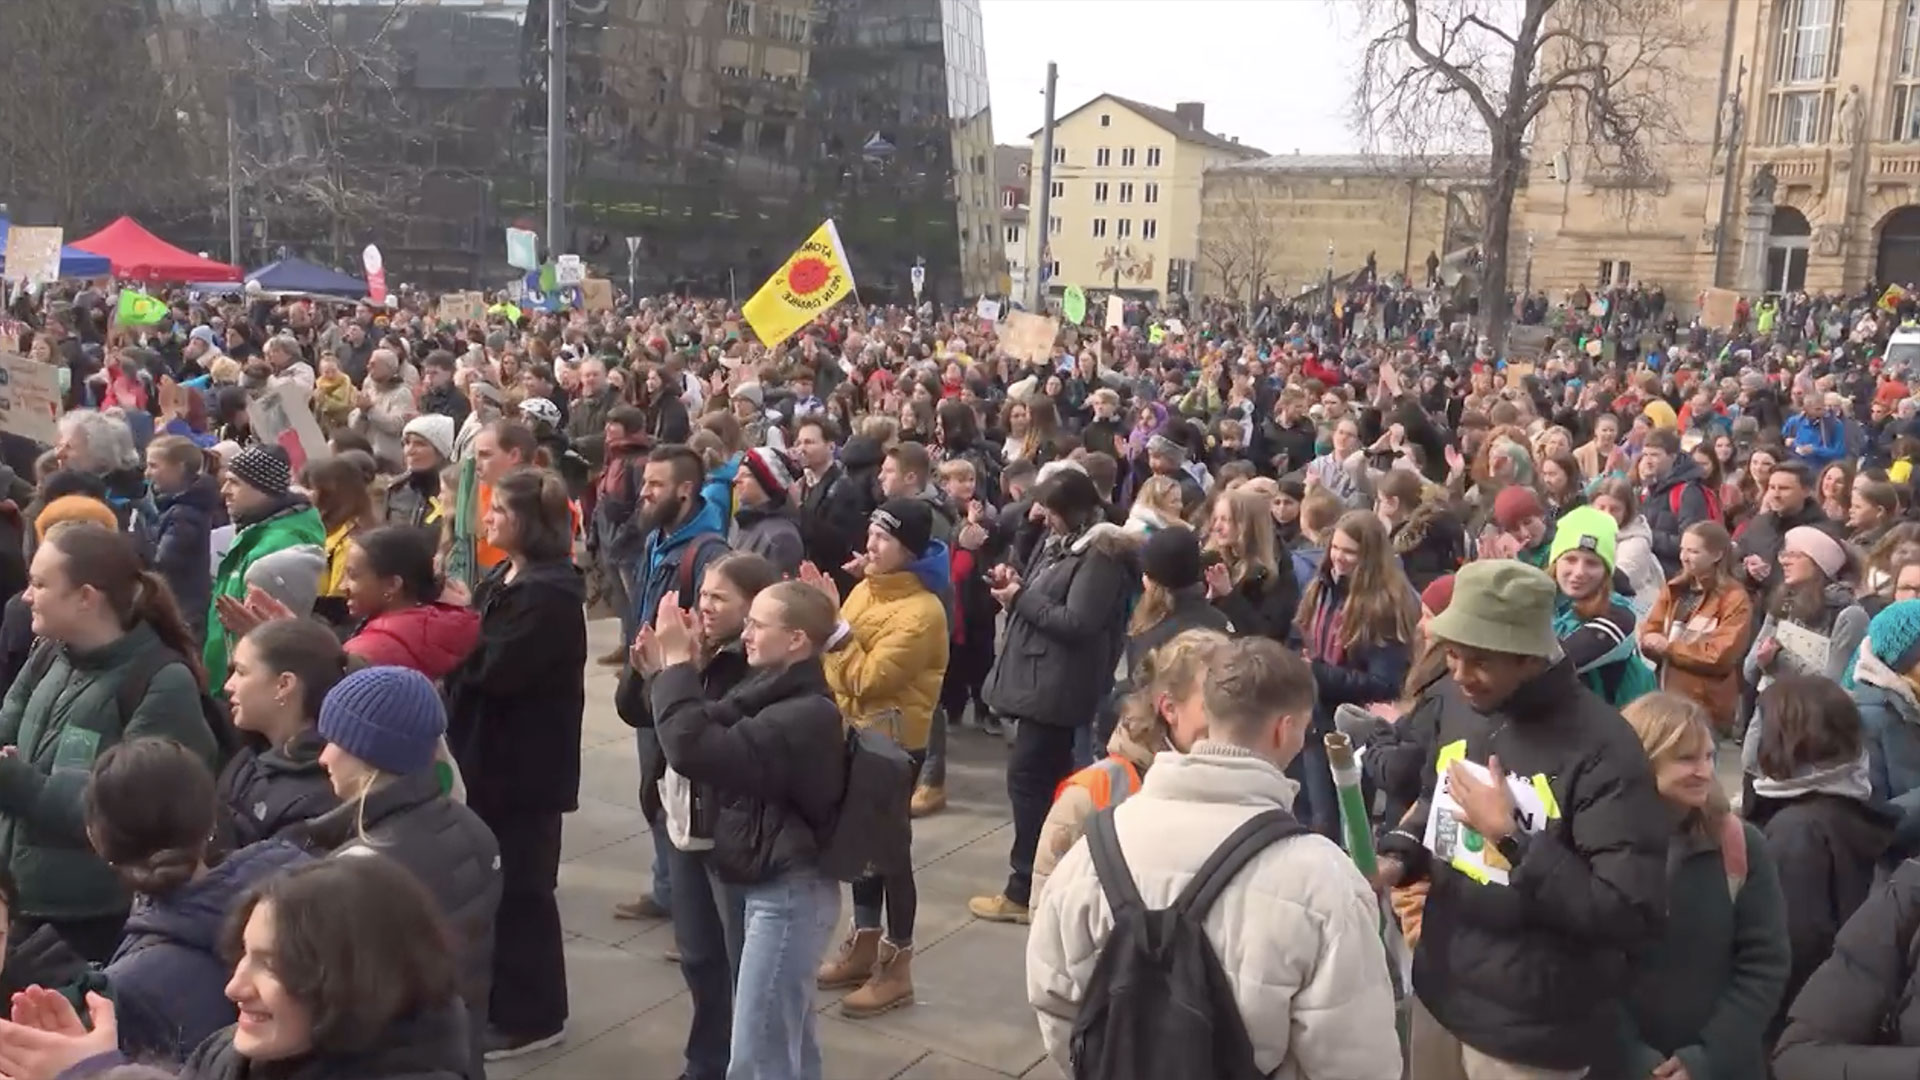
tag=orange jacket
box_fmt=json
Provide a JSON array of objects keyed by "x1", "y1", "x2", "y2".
[{"x1": 1645, "y1": 575, "x2": 1753, "y2": 732}]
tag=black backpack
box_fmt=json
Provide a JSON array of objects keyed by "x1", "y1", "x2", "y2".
[
  {"x1": 1069, "y1": 806, "x2": 1306, "y2": 1080},
  {"x1": 814, "y1": 723, "x2": 914, "y2": 884}
]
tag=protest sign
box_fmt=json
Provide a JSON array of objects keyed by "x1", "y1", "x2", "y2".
[
  {"x1": 248, "y1": 382, "x2": 328, "y2": 472},
  {"x1": 3, "y1": 227, "x2": 62, "y2": 287},
  {"x1": 1001, "y1": 312, "x2": 1059, "y2": 365},
  {"x1": 1504, "y1": 361, "x2": 1536, "y2": 389},
  {"x1": 440, "y1": 291, "x2": 486, "y2": 324},
  {"x1": 1506, "y1": 325, "x2": 1552, "y2": 361},
  {"x1": 1062, "y1": 284, "x2": 1087, "y2": 325},
  {"x1": 1105, "y1": 294, "x2": 1125, "y2": 329},
  {"x1": 582, "y1": 278, "x2": 615, "y2": 312},
  {"x1": 1701, "y1": 287, "x2": 1740, "y2": 330},
  {"x1": 975, "y1": 297, "x2": 1001, "y2": 323},
  {"x1": 505, "y1": 228, "x2": 540, "y2": 272},
  {"x1": 0, "y1": 353, "x2": 62, "y2": 444}
]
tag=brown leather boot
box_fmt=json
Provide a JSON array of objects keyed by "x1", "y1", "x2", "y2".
[
  {"x1": 839, "y1": 940, "x2": 914, "y2": 1018},
  {"x1": 909, "y1": 783, "x2": 946, "y2": 818},
  {"x1": 815, "y1": 927, "x2": 881, "y2": 990}
]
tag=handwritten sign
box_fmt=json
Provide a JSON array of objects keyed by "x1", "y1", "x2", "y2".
[
  {"x1": 975, "y1": 297, "x2": 1001, "y2": 323},
  {"x1": 3, "y1": 227, "x2": 62, "y2": 287},
  {"x1": 0, "y1": 352, "x2": 63, "y2": 444},
  {"x1": 1701, "y1": 287, "x2": 1740, "y2": 331},
  {"x1": 1000, "y1": 311, "x2": 1060, "y2": 365},
  {"x1": 582, "y1": 278, "x2": 615, "y2": 313},
  {"x1": 247, "y1": 382, "x2": 327, "y2": 473},
  {"x1": 439, "y1": 291, "x2": 486, "y2": 325}
]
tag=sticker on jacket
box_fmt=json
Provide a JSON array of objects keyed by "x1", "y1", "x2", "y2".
[{"x1": 1426, "y1": 739, "x2": 1559, "y2": 886}]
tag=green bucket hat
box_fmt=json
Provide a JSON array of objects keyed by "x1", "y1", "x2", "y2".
[{"x1": 1428, "y1": 560, "x2": 1558, "y2": 658}]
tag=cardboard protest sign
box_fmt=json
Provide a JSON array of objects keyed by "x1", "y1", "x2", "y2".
[
  {"x1": 1505, "y1": 361, "x2": 1536, "y2": 388},
  {"x1": 248, "y1": 382, "x2": 328, "y2": 473},
  {"x1": 3, "y1": 227, "x2": 62, "y2": 287},
  {"x1": 440, "y1": 291, "x2": 486, "y2": 324},
  {"x1": 1000, "y1": 312, "x2": 1059, "y2": 365},
  {"x1": 0, "y1": 353, "x2": 62, "y2": 444},
  {"x1": 582, "y1": 278, "x2": 615, "y2": 312},
  {"x1": 1701, "y1": 288, "x2": 1740, "y2": 330}
]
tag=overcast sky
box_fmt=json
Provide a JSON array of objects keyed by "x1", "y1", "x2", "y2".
[{"x1": 979, "y1": 0, "x2": 1361, "y2": 156}]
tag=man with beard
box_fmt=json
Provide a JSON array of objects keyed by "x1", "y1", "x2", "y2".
[{"x1": 612, "y1": 443, "x2": 732, "y2": 925}]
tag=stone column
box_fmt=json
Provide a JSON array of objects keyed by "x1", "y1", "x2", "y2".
[{"x1": 1737, "y1": 199, "x2": 1772, "y2": 294}]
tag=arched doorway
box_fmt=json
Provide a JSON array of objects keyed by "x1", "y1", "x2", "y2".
[
  {"x1": 1879, "y1": 206, "x2": 1920, "y2": 286},
  {"x1": 1767, "y1": 207, "x2": 1810, "y2": 294}
]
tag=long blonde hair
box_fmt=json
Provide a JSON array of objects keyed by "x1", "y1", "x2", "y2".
[
  {"x1": 1297, "y1": 511, "x2": 1418, "y2": 651},
  {"x1": 1621, "y1": 692, "x2": 1728, "y2": 839},
  {"x1": 1209, "y1": 488, "x2": 1279, "y2": 586},
  {"x1": 1115, "y1": 629, "x2": 1231, "y2": 747}
]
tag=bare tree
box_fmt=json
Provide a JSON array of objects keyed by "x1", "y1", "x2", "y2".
[
  {"x1": 1198, "y1": 179, "x2": 1282, "y2": 314},
  {"x1": 0, "y1": 0, "x2": 205, "y2": 226},
  {"x1": 1350, "y1": 0, "x2": 1695, "y2": 350}
]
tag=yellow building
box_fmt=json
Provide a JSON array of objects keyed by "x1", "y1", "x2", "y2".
[
  {"x1": 1026, "y1": 94, "x2": 1263, "y2": 302},
  {"x1": 1197, "y1": 154, "x2": 1488, "y2": 304},
  {"x1": 1524, "y1": 0, "x2": 1920, "y2": 298}
]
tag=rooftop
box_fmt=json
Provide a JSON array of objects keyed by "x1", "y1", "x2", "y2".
[
  {"x1": 1029, "y1": 93, "x2": 1266, "y2": 158},
  {"x1": 1215, "y1": 152, "x2": 1491, "y2": 178}
]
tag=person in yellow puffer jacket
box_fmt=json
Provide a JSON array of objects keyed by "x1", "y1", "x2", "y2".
[{"x1": 808, "y1": 497, "x2": 950, "y2": 1021}]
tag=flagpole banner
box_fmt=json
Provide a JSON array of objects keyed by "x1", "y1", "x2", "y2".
[
  {"x1": 741, "y1": 220, "x2": 856, "y2": 348},
  {"x1": 3, "y1": 227, "x2": 62, "y2": 287},
  {"x1": 505, "y1": 228, "x2": 540, "y2": 273},
  {"x1": 0, "y1": 353, "x2": 63, "y2": 444},
  {"x1": 117, "y1": 290, "x2": 169, "y2": 327}
]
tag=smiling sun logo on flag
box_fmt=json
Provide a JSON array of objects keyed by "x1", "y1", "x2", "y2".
[{"x1": 787, "y1": 255, "x2": 831, "y2": 297}]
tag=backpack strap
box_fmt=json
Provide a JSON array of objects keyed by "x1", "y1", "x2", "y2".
[
  {"x1": 1173, "y1": 808, "x2": 1307, "y2": 921},
  {"x1": 1085, "y1": 808, "x2": 1146, "y2": 918}
]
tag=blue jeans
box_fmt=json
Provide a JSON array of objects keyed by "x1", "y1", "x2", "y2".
[
  {"x1": 728, "y1": 869, "x2": 842, "y2": 1080},
  {"x1": 668, "y1": 845, "x2": 744, "y2": 1080},
  {"x1": 1287, "y1": 734, "x2": 1340, "y2": 838},
  {"x1": 635, "y1": 728, "x2": 673, "y2": 913}
]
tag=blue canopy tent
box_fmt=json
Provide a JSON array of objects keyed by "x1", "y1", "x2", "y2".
[
  {"x1": 0, "y1": 217, "x2": 110, "y2": 279},
  {"x1": 243, "y1": 256, "x2": 367, "y2": 299}
]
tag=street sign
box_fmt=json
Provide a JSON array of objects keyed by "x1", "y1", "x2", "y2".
[
  {"x1": 910, "y1": 265, "x2": 925, "y2": 299},
  {"x1": 625, "y1": 236, "x2": 642, "y2": 258}
]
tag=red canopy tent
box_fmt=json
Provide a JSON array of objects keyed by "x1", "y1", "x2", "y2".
[{"x1": 70, "y1": 216, "x2": 241, "y2": 283}]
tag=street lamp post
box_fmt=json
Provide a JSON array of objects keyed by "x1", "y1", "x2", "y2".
[
  {"x1": 1519, "y1": 232, "x2": 1535, "y2": 320},
  {"x1": 1324, "y1": 240, "x2": 1335, "y2": 316}
]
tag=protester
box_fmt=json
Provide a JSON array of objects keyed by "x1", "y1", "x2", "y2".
[
  {"x1": 650, "y1": 580, "x2": 847, "y2": 1080},
  {"x1": 145, "y1": 435, "x2": 218, "y2": 641},
  {"x1": 732, "y1": 446, "x2": 805, "y2": 576},
  {"x1": 217, "y1": 618, "x2": 346, "y2": 849},
  {"x1": 205, "y1": 446, "x2": 325, "y2": 691},
  {"x1": 1027, "y1": 636, "x2": 1402, "y2": 1080},
  {"x1": 442, "y1": 467, "x2": 585, "y2": 1059},
  {"x1": 385, "y1": 415, "x2": 455, "y2": 529},
  {"x1": 1852, "y1": 598, "x2": 1920, "y2": 802},
  {"x1": 1549, "y1": 504, "x2": 1657, "y2": 707},
  {"x1": 1642, "y1": 521, "x2": 1754, "y2": 734},
  {"x1": 1376, "y1": 560, "x2": 1668, "y2": 1078},
  {"x1": 339, "y1": 526, "x2": 480, "y2": 679},
  {"x1": 1201, "y1": 487, "x2": 1298, "y2": 640}
]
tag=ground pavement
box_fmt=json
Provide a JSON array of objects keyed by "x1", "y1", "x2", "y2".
[{"x1": 488, "y1": 618, "x2": 1064, "y2": 1080}]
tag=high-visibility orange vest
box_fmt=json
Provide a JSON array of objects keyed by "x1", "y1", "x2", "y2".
[{"x1": 1053, "y1": 756, "x2": 1142, "y2": 810}]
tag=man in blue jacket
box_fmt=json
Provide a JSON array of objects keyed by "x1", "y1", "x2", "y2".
[{"x1": 1782, "y1": 391, "x2": 1847, "y2": 468}]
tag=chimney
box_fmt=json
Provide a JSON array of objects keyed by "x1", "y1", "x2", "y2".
[{"x1": 1174, "y1": 102, "x2": 1205, "y2": 131}]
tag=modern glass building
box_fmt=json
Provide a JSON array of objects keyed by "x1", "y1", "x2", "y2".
[{"x1": 155, "y1": 0, "x2": 998, "y2": 301}]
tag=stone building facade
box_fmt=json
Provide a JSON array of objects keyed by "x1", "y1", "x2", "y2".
[{"x1": 1523, "y1": 0, "x2": 1920, "y2": 299}]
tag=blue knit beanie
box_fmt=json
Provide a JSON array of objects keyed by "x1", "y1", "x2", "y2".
[
  {"x1": 1870, "y1": 599, "x2": 1920, "y2": 674},
  {"x1": 318, "y1": 666, "x2": 446, "y2": 777}
]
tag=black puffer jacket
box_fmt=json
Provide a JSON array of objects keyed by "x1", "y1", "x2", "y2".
[
  {"x1": 651, "y1": 658, "x2": 845, "y2": 886},
  {"x1": 181, "y1": 999, "x2": 472, "y2": 1080},
  {"x1": 444, "y1": 558, "x2": 587, "y2": 817},
  {"x1": 1643, "y1": 456, "x2": 1716, "y2": 578},
  {"x1": 1774, "y1": 858, "x2": 1920, "y2": 1079},
  {"x1": 1124, "y1": 586, "x2": 1234, "y2": 676},
  {"x1": 154, "y1": 474, "x2": 220, "y2": 641},
  {"x1": 1378, "y1": 661, "x2": 1669, "y2": 1071},
  {"x1": 983, "y1": 522, "x2": 1136, "y2": 728},
  {"x1": 289, "y1": 769, "x2": 499, "y2": 1076},
  {"x1": 215, "y1": 728, "x2": 339, "y2": 850},
  {"x1": 1209, "y1": 561, "x2": 1300, "y2": 644},
  {"x1": 1734, "y1": 500, "x2": 1831, "y2": 594}
]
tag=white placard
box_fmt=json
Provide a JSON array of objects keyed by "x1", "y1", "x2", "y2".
[
  {"x1": 975, "y1": 297, "x2": 1001, "y2": 322},
  {"x1": 556, "y1": 254, "x2": 585, "y2": 287},
  {"x1": 0, "y1": 352, "x2": 63, "y2": 444},
  {"x1": 4, "y1": 227, "x2": 63, "y2": 287}
]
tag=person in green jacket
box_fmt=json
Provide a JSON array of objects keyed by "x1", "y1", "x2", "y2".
[
  {"x1": 0, "y1": 520, "x2": 218, "y2": 962},
  {"x1": 205, "y1": 445, "x2": 326, "y2": 691},
  {"x1": 1608, "y1": 692, "x2": 1790, "y2": 1080}
]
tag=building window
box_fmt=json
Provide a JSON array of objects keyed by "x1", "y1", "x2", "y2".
[
  {"x1": 1895, "y1": 0, "x2": 1920, "y2": 138},
  {"x1": 1050, "y1": 180, "x2": 1064, "y2": 198},
  {"x1": 1117, "y1": 218, "x2": 1132, "y2": 238},
  {"x1": 1093, "y1": 182, "x2": 1109, "y2": 203},
  {"x1": 1146, "y1": 147, "x2": 1162, "y2": 167},
  {"x1": 1047, "y1": 259, "x2": 1061, "y2": 278},
  {"x1": 1002, "y1": 189, "x2": 1017, "y2": 210},
  {"x1": 1005, "y1": 225, "x2": 1021, "y2": 245},
  {"x1": 1049, "y1": 216, "x2": 1062, "y2": 235},
  {"x1": 1142, "y1": 219, "x2": 1157, "y2": 240},
  {"x1": 1118, "y1": 182, "x2": 1133, "y2": 203},
  {"x1": 1092, "y1": 218, "x2": 1108, "y2": 238},
  {"x1": 1052, "y1": 147, "x2": 1066, "y2": 164},
  {"x1": 726, "y1": 0, "x2": 754, "y2": 35},
  {"x1": 1765, "y1": 0, "x2": 1839, "y2": 144},
  {"x1": 1099, "y1": 113, "x2": 1111, "y2": 127},
  {"x1": 1096, "y1": 147, "x2": 1111, "y2": 167},
  {"x1": 1121, "y1": 147, "x2": 1136, "y2": 167},
  {"x1": 1598, "y1": 259, "x2": 1633, "y2": 287},
  {"x1": 1144, "y1": 182, "x2": 1159, "y2": 203}
]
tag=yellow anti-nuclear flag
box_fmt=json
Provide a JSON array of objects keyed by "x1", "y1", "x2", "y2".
[{"x1": 741, "y1": 220, "x2": 856, "y2": 348}]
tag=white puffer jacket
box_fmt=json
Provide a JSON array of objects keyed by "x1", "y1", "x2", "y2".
[{"x1": 1026, "y1": 744, "x2": 1402, "y2": 1080}]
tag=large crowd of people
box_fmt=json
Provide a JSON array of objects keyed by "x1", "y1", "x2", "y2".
[{"x1": 0, "y1": 270, "x2": 1912, "y2": 1080}]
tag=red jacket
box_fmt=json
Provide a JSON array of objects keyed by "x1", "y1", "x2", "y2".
[{"x1": 345, "y1": 602, "x2": 481, "y2": 680}]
